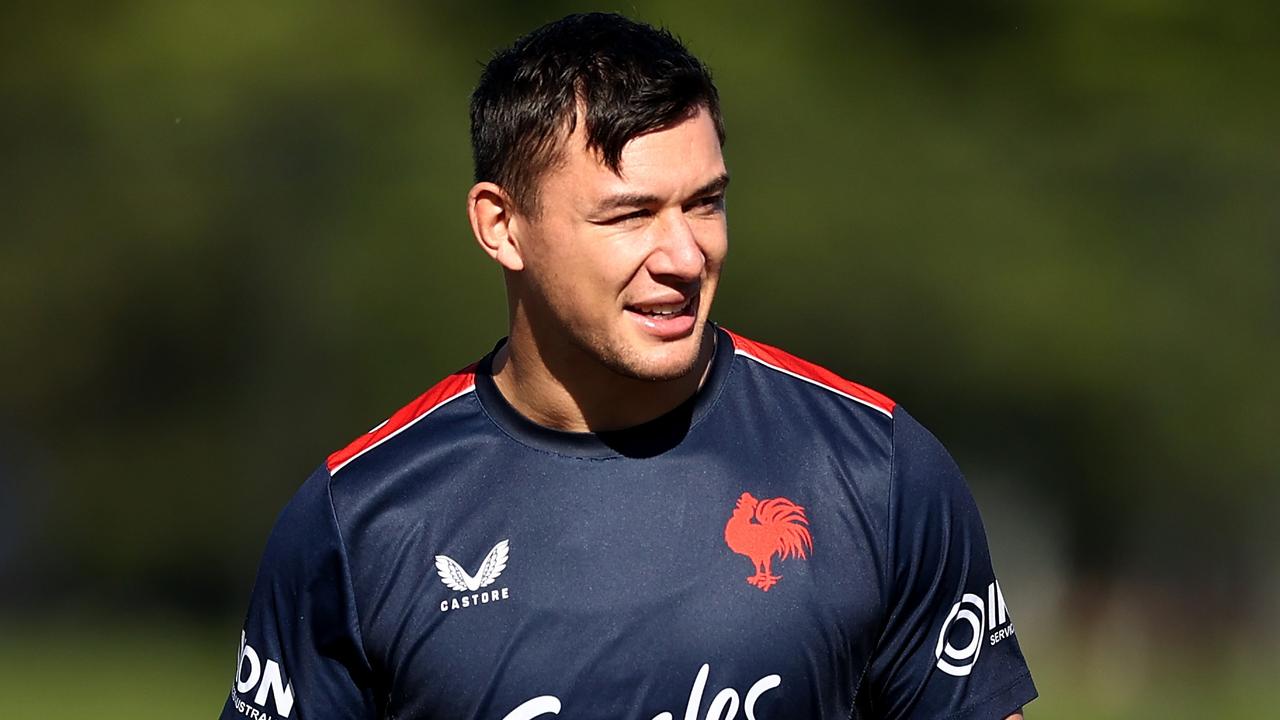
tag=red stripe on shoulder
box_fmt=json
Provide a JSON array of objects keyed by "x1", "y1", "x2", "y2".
[
  {"x1": 724, "y1": 329, "x2": 896, "y2": 417},
  {"x1": 326, "y1": 364, "x2": 478, "y2": 474}
]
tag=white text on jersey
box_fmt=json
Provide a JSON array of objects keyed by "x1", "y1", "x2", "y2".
[{"x1": 501, "y1": 663, "x2": 780, "y2": 720}]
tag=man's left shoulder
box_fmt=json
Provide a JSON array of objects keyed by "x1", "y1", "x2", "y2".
[{"x1": 721, "y1": 327, "x2": 896, "y2": 424}]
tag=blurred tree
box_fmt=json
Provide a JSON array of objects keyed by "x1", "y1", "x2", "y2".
[{"x1": 1, "y1": 1, "x2": 1276, "y2": 652}]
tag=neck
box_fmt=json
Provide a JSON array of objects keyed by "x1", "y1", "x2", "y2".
[{"x1": 490, "y1": 317, "x2": 716, "y2": 433}]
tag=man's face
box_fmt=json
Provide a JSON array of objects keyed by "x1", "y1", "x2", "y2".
[{"x1": 513, "y1": 107, "x2": 728, "y2": 382}]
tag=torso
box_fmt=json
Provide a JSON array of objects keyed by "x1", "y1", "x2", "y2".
[{"x1": 328, "y1": 327, "x2": 897, "y2": 720}]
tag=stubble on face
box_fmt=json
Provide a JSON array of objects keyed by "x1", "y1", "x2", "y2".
[{"x1": 560, "y1": 296, "x2": 712, "y2": 383}]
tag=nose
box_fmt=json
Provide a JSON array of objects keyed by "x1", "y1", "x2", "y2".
[{"x1": 646, "y1": 210, "x2": 705, "y2": 280}]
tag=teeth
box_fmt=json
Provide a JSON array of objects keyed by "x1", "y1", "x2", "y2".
[{"x1": 635, "y1": 299, "x2": 689, "y2": 316}]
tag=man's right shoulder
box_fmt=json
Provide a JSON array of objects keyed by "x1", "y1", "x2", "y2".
[
  {"x1": 256, "y1": 364, "x2": 488, "y2": 605},
  {"x1": 324, "y1": 363, "x2": 481, "y2": 477}
]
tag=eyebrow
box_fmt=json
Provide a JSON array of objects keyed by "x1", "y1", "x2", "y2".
[{"x1": 592, "y1": 172, "x2": 731, "y2": 213}]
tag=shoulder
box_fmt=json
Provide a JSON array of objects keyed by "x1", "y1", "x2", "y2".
[
  {"x1": 718, "y1": 328, "x2": 898, "y2": 494},
  {"x1": 722, "y1": 327, "x2": 896, "y2": 421},
  {"x1": 885, "y1": 406, "x2": 987, "y2": 557},
  {"x1": 325, "y1": 363, "x2": 480, "y2": 477},
  {"x1": 269, "y1": 463, "x2": 337, "y2": 544},
  {"x1": 253, "y1": 463, "x2": 345, "y2": 588},
  {"x1": 889, "y1": 406, "x2": 958, "y2": 473},
  {"x1": 888, "y1": 405, "x2": 967, "y2": 498}
]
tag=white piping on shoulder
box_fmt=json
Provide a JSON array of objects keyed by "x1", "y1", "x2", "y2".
[
  {"x1": 330, "y1": 385, "x2": 477, "y2": 476},
  {"x1": 733, "y1": 349, "x2": 893, "y2": 419}
]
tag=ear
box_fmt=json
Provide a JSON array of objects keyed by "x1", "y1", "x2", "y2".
[{"x1": 467, "y1": 182, "x2": 525, "y2": 272}]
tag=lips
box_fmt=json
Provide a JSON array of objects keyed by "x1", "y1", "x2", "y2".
[{"x1": 625, "y1": 293, "x2": 698, "y2": 339}]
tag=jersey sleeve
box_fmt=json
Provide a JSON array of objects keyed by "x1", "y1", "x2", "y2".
[
  {"x1": 862, "y1": 408, "x2": 1037, "y2": 719},
  {"x1": 220, "y1": 465, "x2": 378, "y2": 720}
]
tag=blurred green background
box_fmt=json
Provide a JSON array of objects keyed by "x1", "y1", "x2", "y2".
[{"x1": 2, "y1": 1, "x2": 1277, "y2": 717}]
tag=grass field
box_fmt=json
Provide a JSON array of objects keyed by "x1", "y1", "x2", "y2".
[
  {"x1": 0, "y1": 620, "x2": 232, "y2": 717},
  {"x1": 0, "y1": 619, "x2": 1271, "y2": 718}
]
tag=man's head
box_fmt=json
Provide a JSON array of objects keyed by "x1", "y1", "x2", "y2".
[
  {"x1": 468, "y1": 13, "x2": 729, "y2": 384},
  {"x1": 470, "y1": 12, "x2": 724, "y2": 217}
]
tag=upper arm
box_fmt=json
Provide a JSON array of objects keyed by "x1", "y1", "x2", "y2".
[
  {"x1": 859, "y1": 408, "x2": 1038, "y2": 719},
  {"x1": 219, "y1": 465, "x2": 379, "y2": 720}
]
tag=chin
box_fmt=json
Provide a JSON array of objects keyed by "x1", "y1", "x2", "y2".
[{"x1": 598, "y1": 325, "x2": 709, "y2": 383}]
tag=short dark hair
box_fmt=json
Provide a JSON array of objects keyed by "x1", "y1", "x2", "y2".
[{"x1": 470, "y1": 12, "x2": 725, "y2": 215}]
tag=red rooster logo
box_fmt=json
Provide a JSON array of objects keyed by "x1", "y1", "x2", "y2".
[{"x1": 724, "y1": 492, "x2": 813, "y2": 591}]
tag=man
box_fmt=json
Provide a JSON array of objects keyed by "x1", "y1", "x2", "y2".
[{"x1": 222, "y1": 13, "x2": 1036, "y2": 720}]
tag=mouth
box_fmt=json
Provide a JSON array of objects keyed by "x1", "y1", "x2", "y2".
[
  {"x1": 624, "y1": 294, "x2": 699, "y2": 339},
  {"x1": 625, "y1": 297, "x2": 694, "y2": 318}
]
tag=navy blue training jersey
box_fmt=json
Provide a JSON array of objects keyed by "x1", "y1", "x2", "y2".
[{"x1": 221, "y1": 327, "x2": 1036, "y2": 720}]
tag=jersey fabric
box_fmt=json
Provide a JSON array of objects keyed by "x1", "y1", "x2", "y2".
[{"x1": 221, "y1": 326, "x2": 1037, "y2": 720}]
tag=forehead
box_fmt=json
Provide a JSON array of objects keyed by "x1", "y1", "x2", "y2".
[{"x1": 544, "y1": 108, "x2": 726, "y2": 206}]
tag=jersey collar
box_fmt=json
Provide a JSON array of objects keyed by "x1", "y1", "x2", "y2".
[{"x1": 473, "y1": 324, "x2": 735, "y2": 459}]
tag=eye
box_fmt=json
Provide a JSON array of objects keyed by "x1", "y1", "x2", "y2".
[
  {"x1": 690, "y1": 194, "x2": 725, "y2": 213},
  {"x1": 600, "y1": 209, "x2": 651, "y2": 225}
]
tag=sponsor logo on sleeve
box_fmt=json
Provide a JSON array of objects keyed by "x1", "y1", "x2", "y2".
[
  {"x1": 436, "y1": 538, "x2": 512, "y2": 612},
  {"x1": 231, "y1": 631, "x2": 295, "y2": 719},
  {"x1": 934, "y1": 580, "x2": 1015, "y2": 677}
]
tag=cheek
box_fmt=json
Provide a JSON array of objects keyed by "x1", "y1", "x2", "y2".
[
  {"x1": 699, "y1": 222, "x2": 729, "y2": 269},
  {"x1": 526, "y1": 234, "x2": 627, "y2": 309},
  {"x1": 586, "y1": 233, "x2": 655, "y2": 286}
]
